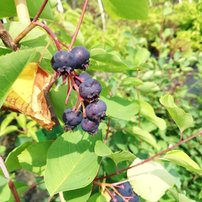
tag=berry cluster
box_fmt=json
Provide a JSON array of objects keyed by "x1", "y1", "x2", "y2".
[
  {"x1": 110, "y1": 182, "x2": 139, "y2": 202},
  {"x1": 51, "y1": 46, "x2": 107, "y2": 134}
]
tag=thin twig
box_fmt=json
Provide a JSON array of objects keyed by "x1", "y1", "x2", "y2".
[
  {"x1": 69, "y1": 0, "x2": 89, "y2": 49},
  {"x1": 33, "y1": 0, "x2": 49, "y2": 22},
  {"x1": 14, "y1": 0, "x2": 49, "y2": 44},
  {"x1": 0, "y1": 156, "x2": 21, "y2": 202},
  {"x1": 95, "y1": 130, "x2": 202, "y2": 181},
  {"x1": 0, "y1": 22, "x2": 18, "y2": 51},
  {"x1": 33, "y1": 21, "x2": 62, "y2": 50}
]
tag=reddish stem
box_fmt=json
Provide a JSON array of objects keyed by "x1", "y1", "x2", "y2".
[
  {"x1": 69, "y1": 0, "x2": 89, "y2": 49},
  {"x1": 34, "y1": 21, "x2": 62, "y2": 50},
  {"x1": 65, "y1": 77, "x2": 73, "y2": 104},
  {"x1": 0, "y1": 156, "x2": 21, "y2": 202},
  {"x1": 33, "y1": 0, "x2": 49, "y2": 22},
  {"x1": 95, "y1": 130, "x2": 202, "y2": 181}
]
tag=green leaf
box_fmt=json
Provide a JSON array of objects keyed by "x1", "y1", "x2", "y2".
[
  {"x1": 109, "y1": 150, "x2": 135, "y2": 165},
  {"x1": 0, "y1": 125, "x2": 18, "y2": 137},
  {"x1": 18, "y1": 141, "x2": 52, "y2": 175},
  {"x1": 101, "y1": 96, "x2": 139, "y2": 121},
  {"x1": 0, "y1": 49, "x2": 39, "y2": 108},
  {"x1": 160, "y1": 94, "x2": 194, "y2": 132},
  {"x1": 94, "y1": 140, "x2": 112, "y2": 156},
  {"x1": 131, "y1": 47, "x2": 150, "y2": 67},
  {"x1": 127, "y1": 126, "x2": 159, "y2": 149},
  {"x1": 137, "y1": 82, "x2": 160, "y2": 93},
  {"x1": 162, "y1": 150, "x2": 202, "y2": 175},
  {"x1": 5, "y1": 142, "x2": 32, "y2": 172},
  {"x1": 102, "y1": 0, "x2": 149, "y2": 20},
  {"x1": 178, "y1": 193, "x2": 196, "y2": 202},
  {"x1": 0, "y1": 0, "x2": 16, "y2": 18},
  {"x1": 0, "y1": 0, "x2": 53, "y2": 19},
  {"x1": 88, "y1": 193, "x2": 107, "y2": 202},
  {"x1": 122, "y1": 77, "x2": 143, "y2": 86},
  {"x1": 91, "y1": 48, "x2": 127, "y2": 67},
  {"x1": 127, "y1": 158, "x2": 177, "y2": 202},
  {"x1": 44, "y1": 131, "x2": 100, "y2": 195},
  {"x1": 139, "y1": 100, "x2": 166, "y2": 130},
  {"x1": 63, "y1": 184, "x2": 92, "y2": 202}
]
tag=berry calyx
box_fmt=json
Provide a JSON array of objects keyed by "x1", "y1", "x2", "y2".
[
  {"x1": 81, "y1": 118, "x2": 99, "y2": 134},
  {"x1": 79, "y1": 78, "x2": 102, "y2": 100},
  {"x1": 62, "y1": 109, "x2": 82, "y2": 129},
  {"x1": 86, "y1": 100, "x2": 107, "y2": 121},
  {"x1": 71, "y1": 46, "x2": 90, "y2": 70}
]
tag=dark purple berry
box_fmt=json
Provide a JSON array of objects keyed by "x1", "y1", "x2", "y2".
[
  {"x1": 81, "y1": 118, "x2": 99, "y2": 134},
  {"x1": 117, "y1": 182, "x2": 133, "y2": 196},
  {"x1": 74, "y1": 73, "x2": 92, "y2": 86},
  {"x1": 71, "y1": 46, "x2": 90, "y2": 70},
  {"x1": 51, "y1": 51, "x2": 76, "y2": 73},
  {"x1": 62, "y1": 109, "x2": 82, "y2": 129},
  {"x1": 110, "y1": 194, "x2": 123, "y2": 202},
  {"x1": 86, "y1": 100, "x2": 107, "y2": 121},
  {"x1": 79, "y1": 78, "x2": 102, "y2": 100}
]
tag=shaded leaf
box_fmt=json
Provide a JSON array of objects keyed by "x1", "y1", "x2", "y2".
[
  {"x1": 5, "y1": 142, "x2": 32, "y2": 172},
  {"x1": 63, "y1": 184, "x2": 92, "y2": 202},
  {"x1": 88, "y1": 193, "x2": 107, "y2": 202},
  {"x1": 160, "y1": 94, "x2": 194, "y2": 132},
  {"x1": 18, "y1": 141, "x2": 52, "y2": 175},
  {"x1": 127, "y1": 126, "x2": 159, "y2": 149}
]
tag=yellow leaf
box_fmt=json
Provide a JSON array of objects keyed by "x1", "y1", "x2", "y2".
[{"x1": 4, "y1": 63, "x2": 55, "y2": 130}]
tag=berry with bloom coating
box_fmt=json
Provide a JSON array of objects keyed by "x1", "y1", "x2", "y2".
[
  {"x1": 81, "y1": 118, "x2": 99, "y2": 134},
  {"x1": 51, "y1": 51, "x2": 75, "y2": 73},
  {"x1": 75, "y1": 72, "x2": 92, "y2": 86},
  {"x1": 86, "y1": 100, "x2": 106, "y2": 121},
  {"x1": 71, "y1": 46, "x2": 90, "y2": 70},
  {"x1": 79, "y1": 78, "x2": 102, "y2": 100},
  {"x1": 62, "y1": 109, "x2": 82, "y2": 129}
]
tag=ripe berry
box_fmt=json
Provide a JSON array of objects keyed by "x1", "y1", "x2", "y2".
[
  {"x1": 81, "y1": 118, "x2": 99, "y2": 134},
  {"x1": 71, "y1": 46, "x2": 90, "y2": 70},
  {"x1": 79, "y1": 78, "x2": 102, "y2": 100},
  {"x1": 74, "y1": 73, "x2": 92, "y2": 86},
  {"x1": 62, "y1": 109, "x2": 82, "y2": 129},
  {"x1": 51, "y1": 51, "x2": 75, "y2": 73},
  {"x1": 86, "y1": 100, "x2": 107, "y2": 121},
  {"x1": 116, "y1": 182, "x2": 139, "y2": 202}
]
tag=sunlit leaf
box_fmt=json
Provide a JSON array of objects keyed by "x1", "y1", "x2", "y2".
[
  {"x1": 102, "y1": 0, "x2": 149, "y2": 20},
  {"x1": 3, "y1": 63, "x2": 55, "y2": 130},
  {"x1": 44, "y1": 131, "x2": 100, "y2": 195},
  {"x1": 109, "y1": 150, "x2": 135, "y2": 165},
  {"x1": 160, "y1": 94, "x2": 194, "y2": 132},
  {"x1": 139, "y1": 100, "x2": 166, "y2": 130},
  {"x1": 161, "y1": 150, "x2": 202, "y2": 175},
  {"x1": 128, "y1": 158, "x2": 177, "y2": 202},
  {"x1": 94, "y1": 140, "x2": 112, "y2": 156}
]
